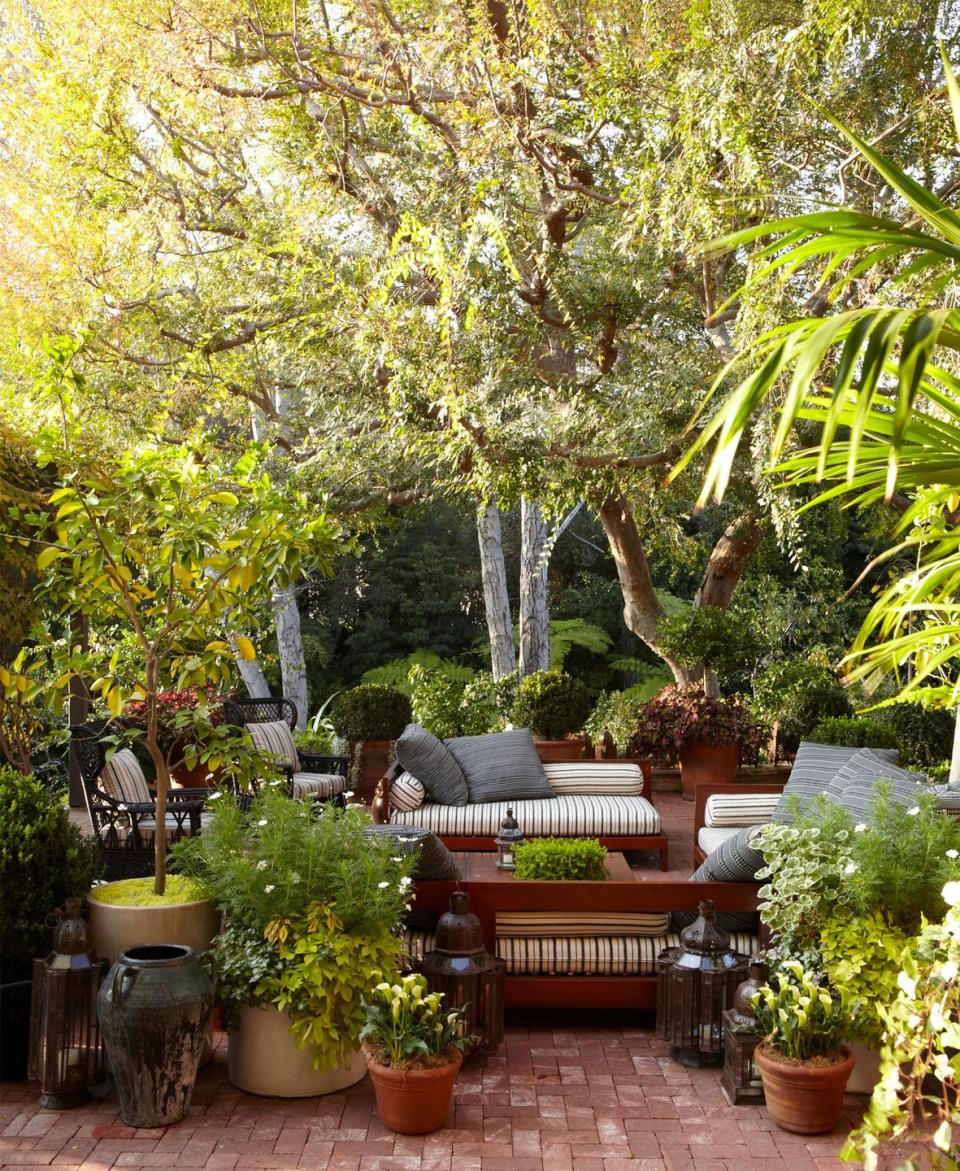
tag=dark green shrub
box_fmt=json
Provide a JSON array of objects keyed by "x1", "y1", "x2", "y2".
[
  {"x1": 0, "y1": 766, "x2": 100, "y2": 972},
  {"x1": 513, "y1": 837, "x2": 607, "y2": 881},
  {"x1": 330, "y1": 684, "x2": 412, "y2": 742},
  {"x1": 871, "y1": 702, "x2": 954, "y2": 773},
  {"x1": 807, "y1": 717, "x2": 901, "y2": 751},
  {"x1": 511, "y1": 671, "x2": 592, "y2": 740},
  {"x1": 751, "y1": 658, "x2": 851, "y2": 754}
]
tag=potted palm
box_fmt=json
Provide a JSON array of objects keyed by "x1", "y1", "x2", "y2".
[
  {"x1": 172, "y1": 786, "x2": 414, "y2": 1097},
  {"x1": 752, "y1": 961, "x2": 853, "y2": 1134},
  {"x1": 360, "y1": 973, "x2": 469, "y2": 1134},
  {"x1": 627, "y1": 684, "x2": 761, "y2": 799}
]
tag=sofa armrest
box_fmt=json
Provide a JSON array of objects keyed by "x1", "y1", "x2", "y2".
[{"x1": 693, "y1": 782, "x2": 786, "y2": 863}]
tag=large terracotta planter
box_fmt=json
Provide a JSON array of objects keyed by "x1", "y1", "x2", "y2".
[
  {"x1": 228, "y1": 1005, "x2": 366, "y2": 1097},
  {"x1": 365, "y1": 1047, "x2": 462, "y2": 1134},
  {"x1": 678, "y1": 739, "x2": 739, "y2": 801},
  {"x1": 755, "y1": 1044, "x2": 854, "y2": 1134},
  {"x1": 171, "y1": 759, "x2": 222, "y2": 789},
  {"x1": 535, "y1": 738, "x2": 589, "y2": 762},
  {"x1": 354, "y1": 740, "x2": 394, "y2": 804}
]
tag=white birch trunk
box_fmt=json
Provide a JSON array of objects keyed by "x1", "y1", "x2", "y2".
[
  {"x1": 232, "y1": 637, "x2": 272, "y2": 698},
  {"x1": 477, "y1": 499, "x2": 516, "y2": 680},
  {"x1": 273, "y1": 583, "x2": 309, "y2": 729},
  {"x1": 519, "y1": 497, "x2": 551, "y2": 676},
  {"x1": 949, "y1": 708, "x2": 960, "y2": 787}
]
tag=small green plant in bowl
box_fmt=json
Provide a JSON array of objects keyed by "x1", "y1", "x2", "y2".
[{"x1": 513, "y1": 837, "x2": 607, "y2": 881}]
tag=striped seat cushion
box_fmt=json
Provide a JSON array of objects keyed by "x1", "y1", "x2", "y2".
[
  {"x1": 246, "y1": 719, "x2": 299, "y2": 770},
  {"x1": 697, "y1": 825, "x2": 741, "y2": 856},
  {"x1": 704, "y1": 793, "x2": 779, "y2": 828},
  {"x1": 390, "y1": 771, "x2": 426, "y2": 812},
  {"x1": 773, "y1": 742, "x2": 899, "y2": 821},
  {"x1": 99, "y1": 749, "x2": 152, "y2": 804},
  {"x1": 542, "y1": 762, "x2": 645, "y2": 797},
  {"x1": 391, "y1": 794, "x2": 661, "y2": 837},
  {"x1": 291, "y1": 772, "x2": 349, "y2": 800},
  {"x1": 496, "y1": 911, "x2": 670, "y2": 938}
]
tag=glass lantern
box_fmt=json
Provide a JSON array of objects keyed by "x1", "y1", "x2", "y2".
[
  {"x1": 494, "y1": 807, "x2": 523, "y2": 869},
  {"x1": 720, "y1": 958, "x2": 768, "y2": 1105}
]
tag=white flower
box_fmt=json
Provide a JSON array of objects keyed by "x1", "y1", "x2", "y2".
[
  {"x1": 944, "y1": 880, "x2": 960, "y2": 907},
  {"x1": 257, "y1": 818, "x2": 268, "y2": 826},
  {"x1": 854, "y1": 822, "x2": 866, "y2": 833},
  {"x1": 391, "y1": 856, "x2": 403, "y2": 863},
  {"x1": 907, "y1": 806, "x2": 920, "y2": 816},
  {"x1": 207, "y1": 790, "x2": 222, "y2": 800},
  {"x1": 264, "y1": 884, "x2": 275, "y2": 893},
  {"x1": 948, "y1": 849, "x2": 959, "y2": 860},
  {"x1": 256, "y1": 860, "x2": 268, "y2": 871},
  {"x1": 343, "y1": 790, "x2": 355, "y2": 799},
  {"x1": 290, "y1": 873, "x2": 301, "y2": 884},
  {"x1": 843, "y1": 862, "x2": 857, "y2": 875},
  {"x1": 378, "y1": 881, "x2": 390, "y2": 889},
  {"x1": 399, "y1": 876, "x2": 413, "y2": 889}
]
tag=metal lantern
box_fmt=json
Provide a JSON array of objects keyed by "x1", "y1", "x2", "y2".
[
  {"x1": 417, "y1": 891, "x2": 505, "y2": 1054},
  {"x1": 29, "y1": 899, "x2": 107, "y2": 1108},
  {"x1": 656, "y1": 900, "x2": 748, "y2": 1067},
  {"x1": 494, "y1": 807, "x2": 523, "y2": 870},
  {"x1": 721, "y1": 958, "x2": 769, "y2": 1105}
]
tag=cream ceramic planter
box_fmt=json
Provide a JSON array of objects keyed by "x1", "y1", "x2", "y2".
[
  {"x1": 87, "y1": 889, "x2": 221, "y2": 965},
  {"x1": 845, "y1": 1040, "x2": 882, "y2": 1095},
  {"x1": 228, "y1": 1005, "x2": 366, "y2": 1097}
]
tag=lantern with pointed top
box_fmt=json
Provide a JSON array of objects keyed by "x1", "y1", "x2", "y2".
[
  {"x1": 494, "y1": 807, "x2": 523, "y2": 870},
  {"x1": 656, "y1": 900, "x2": 748, "y2": 1067},
  {"x1": 29, "y1": 899, "x2": 107, "y2": 1108},
  {"x1": 721, "y1": 958, "x2": 768, "y2": 1104}
]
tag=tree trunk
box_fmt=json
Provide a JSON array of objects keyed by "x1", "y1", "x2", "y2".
[
  {"x1": 477, "y1": 499, "x2": 516, "y2": 680},
  {"x1": 519, "y1": 497, "x2": 551, "y2": 675},
  {"x1": 950, "y1": 709, "x2": 960, "y2": 787},
  {"x1": 232, "y1": 636, "x2": 272, "y2": 698},
  {"x1": 273, "y1": 584, "x2": 308, "y2": 729},
  {"x1": 695, "y1": 512, "x2": 765, "y2": 610}
]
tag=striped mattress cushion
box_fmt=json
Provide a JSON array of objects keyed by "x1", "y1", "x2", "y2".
[
  {"x1": 246, "y1": 719, "x2": 299, "y2": 770},
  {"x1": 496, "y1": 911, "x2": 670, "y2": 938},
  {"x1": 390, "y1": 771, "x2": 427, "y2": 812},
  {"x1": 391, "y1": 793, "x2": 661, "y2": 837},
  {"x1": 99, "y1": 749, "x2": 152, "y2": 804},
  {"x1": 704, "y1": 792, "x2": 779, "y2": 827},
  {"x1": 291, "y1": 772, "x2": 349, "y2": 800},
  {"x1": 542, "y1": 762, "x2": 645, "y2": 796},
  {"x1": 697, "y1": 825, "x2": 741, "y2": 856}
]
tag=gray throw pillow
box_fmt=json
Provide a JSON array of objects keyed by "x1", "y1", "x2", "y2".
[
  {"x1": 363, "y1": 824, "x2": 459, "y2": 881},
  {"x1": 828, "y1": 749, "x2": 925, "y2": 820},
  {"x1": 670, "y1": 827, "x2": 764, "y2": 935},
  {"x1": 395, "y1": 724, "x2": 469, "y2": 806},
  {"x1": 774, "y1": 742, "x2": 899, "y2": 822},
  {"x1": 445, "y1": 728, "x2": 554, "y2": 803}
]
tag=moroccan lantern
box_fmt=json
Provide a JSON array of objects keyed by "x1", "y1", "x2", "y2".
[
  {"x1": 720, "y1": 958, "x2": 769, "y2": 1105},
  {"x1": 417, "y1": 891, "x2": 505, "y2": 1054},
  {"x1": 494, "y1": 807, "x2": 523, "y2": 870},
  {"x1": 28, "y1": 899, "x2": 107, "y2": 1108},
  {"x1": 656, "y1": 900, "x2": 748, "y2": 1067}
]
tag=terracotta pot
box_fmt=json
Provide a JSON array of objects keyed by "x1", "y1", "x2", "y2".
[
  {"x1": 228, "y1": 1005, "x2": 366, "y2": 1097},
  {"x1": 354, "y1": 740, "x2": 394, "y2": 804},
  {"x1": 755, "y1": 1044, "x2": 854, "y2": 1134},
  {"x1": 678, "y1": 739, "x2": 739, "y2": 801},
  {"x1": 171, "y1": 760, "x2": 222, "y2": 789},
  {"x1": 535, "y1": 738, "x2": 589, "y2": 762},
  {"x1": 366, "y1": 1048, "x2": 462, "y2": 1134}
]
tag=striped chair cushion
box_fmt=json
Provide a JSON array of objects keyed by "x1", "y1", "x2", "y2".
[
  {"x1": 497, "y1": 932, "x2": 759, "y2": 976},
  {"x1": 773, "y1": 742, "x2": 899, "y2": 821},
  {"x1": 697, "y1": 825, "x2": 741, "y2": 856},
  {"x1": 704, "y1": 792, "x2": 779, "y2": 827},
  {"x1": 400, "y1": 929, "x2": 436, "y2": 968},
  {"x1": 446, "y1": 728, "x2": 554, "y2": 803},
  {"x1": 496, "y1": 911, "x2": 670, "y2": 938},
  {"x1": 391, "y1": 793, "x2": 661, "y2": 837},
  {"x1": 246, "y1": 719, "x2": 299, "y2": 770},
  {"x1": 542, "y1": 762, "x2": 645, "y2": 797},
  {"x1": 291, "y1": 772, "x2": 349, "y2": 800},
  {"x1": 390, "y1": 771, "x2": 426, "y2": 812},
  {"x1": 99, "y1": 749, "x2": 152, "y2": 804}
]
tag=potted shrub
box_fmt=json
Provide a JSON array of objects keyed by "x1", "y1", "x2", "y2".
[
  {"x1": 172, "y1": 786, "x2": 414, "y2": 1097},
  {"x1": 752, "y1": 961, "x2": 853, "y2": 1134},
  {"x1": 513, "y1": 837, "x2": 608, "y2": 881},
  {"x1": 360, "y1": 973, "x2": 469, "y2": 1134},
  {"x1": 626, "y1": 684, "x2": 761, "y2": 800},
  {"x1": 0, "y1": 765, "x2": 100, "y2": 1079},
  {"x1": 510, "y1": 671, "x2": 592, "y2": 760},
  {"x1": 330, "y1": 683, "x2": 412, "y2": 800}
]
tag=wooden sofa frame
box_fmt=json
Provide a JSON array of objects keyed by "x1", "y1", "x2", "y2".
[
  {"x1": 692, "y1": 781, "x2": 787, "y2": 866},
  {"x1": 374, "y1": 757, "x2": 670, "y2": 870}
]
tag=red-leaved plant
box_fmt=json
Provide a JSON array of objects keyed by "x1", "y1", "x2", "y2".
[
  {"x1": 626, "y1": 685, "x2": 762, "y2": 766},
  {"x1": 125, "y1": 687, "x2": 225, "y2": 769}
]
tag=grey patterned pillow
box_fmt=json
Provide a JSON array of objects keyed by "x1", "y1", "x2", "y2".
[
  {"x1": 828, "y1": 750, "x2": 925, "y2": 820},
  {"x1": 671, "y1": 827, "x2": 764, "y2": 934},
  {"x1": 445, "y1": 728, "x2": 553, "y2": 803},
  {"x1": 774, "y1": 742, "x2": 899, "y2": 821},
  {"x1": 395, "y1": 724, "x2": 469, "y2": 807},
  {"x1": 362, "y1": 824, "x2": 459, "y2": 881}
]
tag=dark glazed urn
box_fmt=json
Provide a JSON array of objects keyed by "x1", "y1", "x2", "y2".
[{"x1": 98, "y1": 944, "x2": 215, "y2": 1127}]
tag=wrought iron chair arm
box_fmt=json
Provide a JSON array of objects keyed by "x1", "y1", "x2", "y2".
[{"x1": 297, "y1": 752, "x2": 351, "y2": 776}]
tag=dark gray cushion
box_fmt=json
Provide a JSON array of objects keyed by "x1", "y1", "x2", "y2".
[
  {"x1": 363, "y1": 823, "x2": 459, "y2": 881},
  {"x1": 671, "y1": 827, "x2": 764, "y2": 934},
  {"x1": 395, "y1": 724, "x2": 468, "y2": 806},
  {"x1": 445, "y1": 728, "x2": 553, "y2": 803},
  {"x1": 827, "y1": 749, "x2": 925, "y2": 820},
  {"x1": 774, "y1": 742, "x2": 899, "y2": 821}
]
